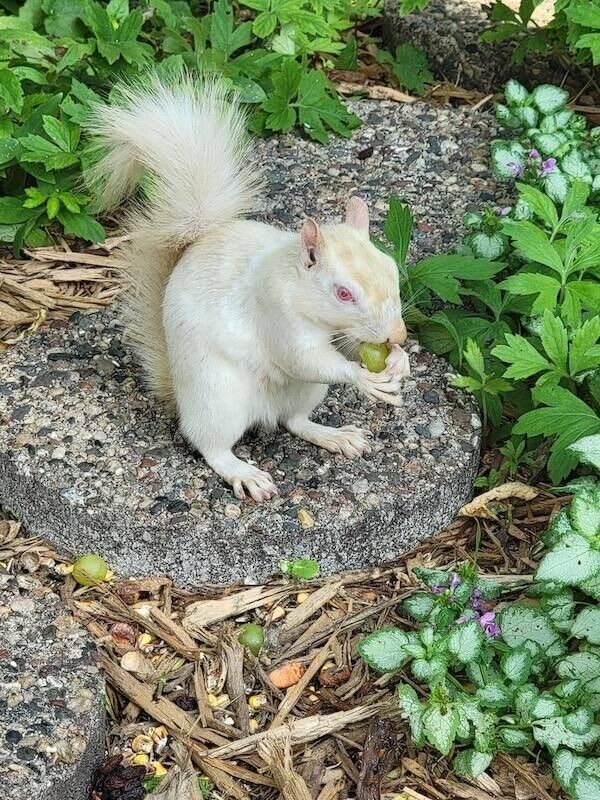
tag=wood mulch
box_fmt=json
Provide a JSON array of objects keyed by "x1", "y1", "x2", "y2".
[{"x1": 0, "y1": 485, "x2": 569, "y2": 800}]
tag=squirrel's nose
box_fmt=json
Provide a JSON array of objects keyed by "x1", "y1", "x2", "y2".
[{"x1": 387, "y1": 319, "x2": 407, "y2": 346}]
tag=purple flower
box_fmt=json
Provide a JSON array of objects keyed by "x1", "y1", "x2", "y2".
[
  {"x1": 430, "y1": 585, "x2": 444, "y2": 594},
  {"x1": 498, "y1": 206, "x2": 512, "y2": 217},
  {"x1": 470, "y1": 589, "x2": 486, "y2": 613},
  {"x1": 450, "y1": 573, "x2": 461, "y2": 591},
  {"x1": 529, "y1": 149, "x2": 540, "y2": 160},
  {"x1": 479, "y1": 611, "x2": 501, "y2": 637},
  {"x1": 540, "y1": 157, "x2": 557, "y2": 176},
  {"x1": 508, "y1": 161, "x2": 524, "y2": 177}
]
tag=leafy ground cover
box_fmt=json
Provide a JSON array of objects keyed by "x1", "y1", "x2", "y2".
[{"x1": 0, "y1": 0, "x2": 436, "y2": 248}]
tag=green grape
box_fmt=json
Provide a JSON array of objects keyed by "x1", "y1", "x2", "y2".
[
  {"x1": 359, "y1": 342, "x2": 390, "y2": 373},
  {"x1": 238, "y1": 623, "x2": 264, "y2": 656},
  {"x1": 72, "y1": 553, "x2": 108, "y2": 586}
]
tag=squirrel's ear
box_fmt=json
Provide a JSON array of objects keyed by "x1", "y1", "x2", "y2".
[
  {"x1": 345, "y1": 196, "x2": 369, "y2": 236},
  {"x1": 300, "y1": 218, "x2": 322, "y2": 269}
]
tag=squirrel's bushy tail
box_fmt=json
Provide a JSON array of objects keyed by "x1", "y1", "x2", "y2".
[{"x1": 85, "y1": 73, "x2": 262, "y2": 403}]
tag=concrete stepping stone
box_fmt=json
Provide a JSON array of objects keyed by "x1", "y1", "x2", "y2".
[
  {"x1": 0, "y1": 571, "x2": 105, "y2": 800},
  {"x1": 0, "y1": 100, "x2": 491, "y2": 587},
  {"x1": 383, "y1": 0, "x2": 560, "y2": 92}
]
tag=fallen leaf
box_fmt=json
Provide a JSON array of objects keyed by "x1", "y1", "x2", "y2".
[
  {"x1": 459, "y1": 482, "x2": 538, "y2": 519},
  {"x1": 268, "y1": 662, "x2": 306, "y2": 689}
]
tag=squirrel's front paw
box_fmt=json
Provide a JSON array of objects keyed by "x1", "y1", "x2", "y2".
[
  {"x1": 356, "y1": 367, "x2": 403, "y2": 407},
  {"x1": 231, "y1": 468, "x2": 278, "y2": 503},
  {"x1": 386, "y1": 345, "x2": 411, "y2": 379}
]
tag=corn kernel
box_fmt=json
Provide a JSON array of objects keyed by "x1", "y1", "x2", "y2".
[
  {"x1": 131, "y1": 734, "x2": 153, "y2": 753},
  {"x1": 248, "y1": 694, "x2": 267, "y2": 710},
  {"x1": 296, "y1": 592, "x2": 309, "y2": 604},
  {"x1": 151, "y1": 761, "x2": 168, "y2": 777},
  {"x1": 132, "y1": 753, "x2": 150, "y2": 766}
]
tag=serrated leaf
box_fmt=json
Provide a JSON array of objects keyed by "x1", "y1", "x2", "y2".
[
  {"x1": 501, "y1": 646, "x2": 532, "y2": 684},
  {"x1": 56, "y1": 210, "x2": 104, "y2": 243},
  {"x1": 403, "y1": 592, "x2": 435, "y2": 621},
  {"x1": 397, "y1": 683, "x2": 425, "y2": 746},
  {"x1": 572, "y1": 606, "x2": 600, "y2": 644},
  {"x1": 572, "y1": 770, "x2": 600, "y2": 800},
  {"x1": 500, "y1": 272, "x2": 561, "y2": 314},
  {"x1": 422, "y1": 704, "x2": 459, "y2": 755},
  {"x1": 536, "y1": 533, "x2": 600, "y2": 585},
  {"x1": 448, "y1": 620, "x2": 485, "y2": 663},
  {"x1": 571, "y1": 487, "x2": 600, "y2": 537},
  {"x1": 358, "y1": 627, "x2": 414, "y2": 673},
  {"x1": 492, "y1": 333, "x2": 551, "y2": 380},
  {"x1": 501, "y1": 220, "x2": 564, "y2": 274},
  {"x1": 553, "y1": 749, "x2": 585, "y2": 791},
  {"x1": 565, "y1": 707, "x2": 594, "y2": 735},
  {"x1": 533, "y1": 716, "x2": 600, "y2": 753},
  {"x1": 516, "y1": 182, "x2": 558, "y2": 229},
  {"x1": 532, "y1": 84, "x2": 569, "y2": 114},
  {"x1": 453, "y1": 749, "x2": 493, "y2": 777},
  {"x1": 388, "y1": 43, "x2": 433, "y2": 95},
  {"x1": 499, "y1": 603, "x2": 563, "y2": 655},
  {"x1": 477, "y1": 680, "x2": 512, "y2": 709}
]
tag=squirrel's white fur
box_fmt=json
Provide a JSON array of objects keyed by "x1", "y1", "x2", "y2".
[{"x1": 86, "y1": 74, "x2": 409, "y2": 502}]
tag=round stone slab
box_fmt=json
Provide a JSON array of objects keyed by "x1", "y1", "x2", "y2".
[
  {"x1": 0, "y1": 571, "x2": 105, "y2": 800},
  {"x1": 0, "y1": 311, "x2": 480, "y2": 587}
]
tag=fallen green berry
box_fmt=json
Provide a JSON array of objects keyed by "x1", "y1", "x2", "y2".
[
  {"x1": 72, "y1": 553, "x2": 108, "y2": 586},
  {"x1": 238, "y1": 623, "x2": 264, "y2": 656}
]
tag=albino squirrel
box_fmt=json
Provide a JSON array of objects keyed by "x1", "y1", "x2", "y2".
[{"x1": 86, "y1": 75, "x2": 410, "y2": 502}]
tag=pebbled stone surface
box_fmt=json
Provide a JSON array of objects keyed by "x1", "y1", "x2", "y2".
[
  {"x1": 0, "y1": 571, "x2": 105, "y2": 800},
  {"x1": 0, "y1": 99, "x2": 492, "y2": 587}
]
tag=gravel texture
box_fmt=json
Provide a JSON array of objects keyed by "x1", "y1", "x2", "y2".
[
  {"x1": 0, "y1": 572, "x2": 105, "y2": 800},
  {"x1": 0, "y1": 100, "x2": 494, "y2": 586},
  {"x1": 383, "y1": 0, "x2": 563, "y2": 92}
]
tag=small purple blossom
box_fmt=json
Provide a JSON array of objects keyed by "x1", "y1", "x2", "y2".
[
  {"x1": 508, "y1": 161, "x2": 524, "y2": 177},
  {"x1": 430, "y1": 585, "x2": 444, "y2": 594},
  {"x1": 540, "y1": 157, "x2": 557, "y2": 176},
  {"x1": 450, "y1": 573, "x2": 461, "y2": 591},
  {"x1": 529, "y1": 148, "x2": 540, "y2": 160},
  {"x1": 498, "y1": 206, "x2": 512, "y2": 217},
  {"x1": 470, "y1": 588, "x2": 486, "y2": 613},
  {"x1": 479, "y1": 611, "x2": 501, "y2": 637}
]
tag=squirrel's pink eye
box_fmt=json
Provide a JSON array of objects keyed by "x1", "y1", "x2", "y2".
[{"x1": 336, "y1": 285, "x2": 355, "y2": 303}]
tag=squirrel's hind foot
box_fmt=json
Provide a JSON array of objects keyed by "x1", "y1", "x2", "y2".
[
  {"x1": 205, "y1": 450, "x2": 278, "y2": 503},
  {"x1": 286, "y1": 418, "x2": 372, "y2": 459}
]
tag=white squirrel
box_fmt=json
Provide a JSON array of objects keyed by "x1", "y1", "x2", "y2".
[{"x1": 86, "y1": 74, "x2": 410, "y2": 502}]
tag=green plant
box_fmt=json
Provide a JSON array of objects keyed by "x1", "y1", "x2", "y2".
[
  {"x1": 1, "y1": 0, "x2": 428, "y2": 248},
  {"x1": 381, "y1": 80, "x2": 600, "y2": 484},
  {"x1": 484, "y1": 0, "x2": 600, "y2": 68},
  {"x1": 358, "y1": 477, "x2": 600, "y2": 798}
]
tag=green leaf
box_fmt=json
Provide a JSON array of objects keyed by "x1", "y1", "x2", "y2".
[
  {"x1": 499, "y1": 728, "x2": 533, "y2": 750},
  {"x1": 492, "y1": 333, "x2": 551, "y2": 380},
  {"x1": 358, "y1": 627, "x2": 414, "y2": 673},
  {"x1": 536, "y1": 532, "x2": 600, "y2": 585},
  {"x1": 422, "y1": 704, "x2": 458, "y2": 755},
  {"x1": 43, "y1": 0, "x2": 87, "y2": 37},
  {"x1": 565, "y1": 1, "x2": 600, "y2": 29},
  {"x1": 500, "y1": 272, "x2": 561, "y2": 314},
  {"x1": 505, "y1": 79, "x2": 528, "y2": 105},
  {"x1": 571, "y1": 487, "x2": 600, "y2": 537},
  {"x1": 477, "y1": 680, "x2": 512, "y2": 709},
  {"x1": 499, "y1": 603, "x2": 563, "y2": 655},
  {"x1": 0, "y1": 197, "x2": 35, "y2": 224},
  {"x1": 501, "y1": 220, "x2": 564, "y2": 274},
  {"x1": 572, "y1": 607, "x2": 600, "y2": 644},
  {"x1": 553, "y1": 749, "x2": 586, "y2": 791},
  {"x1": 569, "y1": 434, "x2": 600, "y2": 471},
  {"x1": 501, "y1": 646, "x2": 532, "y2": 684},
  {"x1": 540, "y1": 309, "x2": 568, "y2": 372},
  {"x1": 533, "y1": 716, "x2": 600, "y2": 753},
  {"x1": 56, "y1": 210, "x2": 105, "y2": 243},
  {"x1": 397, "y1": 683, "x2": 425, "y2": 747},
  {"x1": 572, "y1": 771, "x2": 600, "y2": 800},
  {"x1": 453, "y1": 749, "x2": 493, "y2": 777},
  {"x1": 388, "y1": 44, "x2": 433, "y2": 94},
  {"x1": 516, "y1": 182, "x2": 558, "y2": 229},
  {"x1": 514, "y1": 683, "x2": 540, "y2": 718},
  {"x1": 544, "y1": 170, "x2": 570, "y2": 203},
  {"x1": 468, "y1": 232, "x2": 507, "y2": 259},
  {"x1": 557, "y1": 652, "x2": 600, "y2": 684},
  {"x1": 532, "y1": 84, "x2": 569, "y2": 115},
  {"x1": 42, "y1": 116, "x2": 79, "y2": 153},
  {"x1": 490, "y1": 140, "x2": 525, "y2": 179},
  {"x1": 411, "y1": 656, "x2": 447, "y2": 684},
  {"x1": 531, "y1": 693, "x2": 561, "y2": 719},
  {"x1": 384, "y1": 197, "x2": 413, "y2": 267},
  {"x1": 0, "y1": 68, "x2": 23, "y2": 114},
  {"x1": 570, "y1": 318, "x2": 600, "y2": 376},
  {"x1": 448, "y1": 620, "x2": 485, "y2": 663},
  {"x1": 279, "y1": 558, "x2": 320, "y2": 580},
  {"x1": 565, "y1": 707, "x2": 595, "y2": 735},
  {"x1": 412, "y1": 254, "x2": 504, "y2": 305},
  {"x1": 513, "y1": 385, "x2": 600, "y2": 483},
  {"x1": 403, "y1": 592, "x2": 435, "y2": 622}
]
